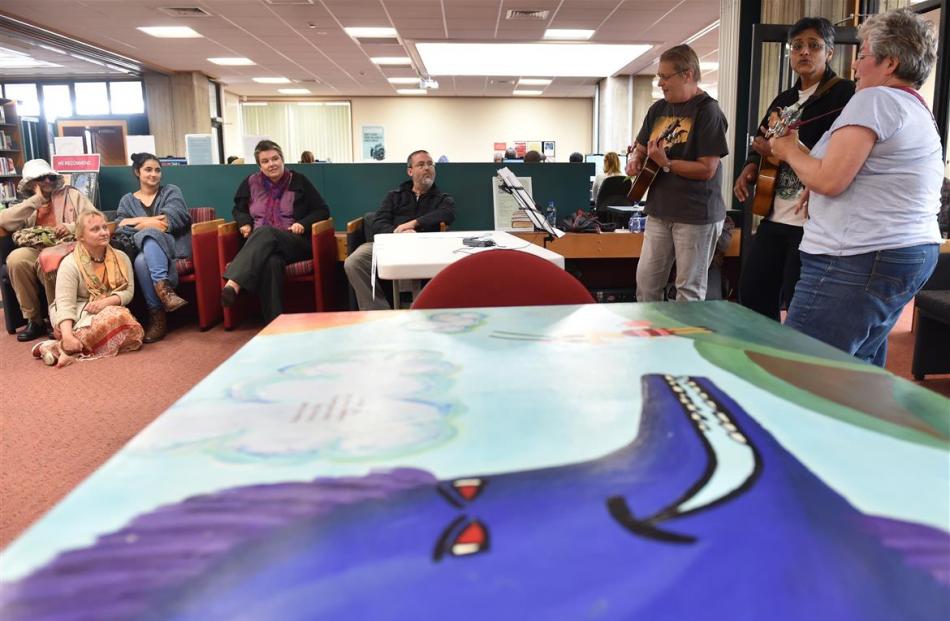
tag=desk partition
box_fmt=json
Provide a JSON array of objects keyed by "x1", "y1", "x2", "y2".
[{"x1": 98, "y1": 162, "x2": 595, "y2": 231}]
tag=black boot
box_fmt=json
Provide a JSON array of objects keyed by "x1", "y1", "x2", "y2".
[{"x1": 17, "y1": 320, "x2": 47, "y2": 342}]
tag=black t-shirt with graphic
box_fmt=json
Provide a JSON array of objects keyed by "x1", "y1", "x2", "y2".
[{"x1": 635, "y1": 91, "x2": 728, "y2": 224}]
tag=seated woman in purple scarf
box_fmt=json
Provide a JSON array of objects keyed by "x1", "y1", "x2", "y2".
[{"x1": 220, "y1": 140, "x2": 330, "y2": 322}]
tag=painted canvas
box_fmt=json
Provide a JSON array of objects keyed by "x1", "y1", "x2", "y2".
[{"x1": 1, "y1": 302, "x2": 947, "y2": 620}]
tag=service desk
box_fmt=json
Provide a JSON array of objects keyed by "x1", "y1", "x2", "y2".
[
  {"x1": 513, "y1": 230, "x2": 741, "y2": 259},
  {"x1": 2, "y1": 302, "x2": 947, "y2": 620}
]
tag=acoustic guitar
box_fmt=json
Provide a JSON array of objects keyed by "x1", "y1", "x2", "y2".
[
  {"x1": 627, "y1": 119, "x2": 682, "y2": 203},
  {"x1": 750, "y1": 104, "x2": 804, "y2": 217}
]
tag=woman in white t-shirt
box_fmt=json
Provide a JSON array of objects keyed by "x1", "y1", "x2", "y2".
[{"x1": 771, "y1": 8, "x2": 942, "y2": 367}]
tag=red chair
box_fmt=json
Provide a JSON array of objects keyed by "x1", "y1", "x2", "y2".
[
  {"x1": 411, "y1": 248, "x2": 594, "y2": 310},
  {"x1": 218, "y1": 219, "x2": 340, "y2": 329},
  {"x1": 177, "y1": 207, "x2": 223, "y2": 330}
]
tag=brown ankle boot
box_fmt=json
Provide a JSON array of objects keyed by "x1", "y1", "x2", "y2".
[
  {"x1": 154, "y1": 280, "x2": 188, "y2": 312},
  {"x1": 143, "y1": 309, "x2": 167, "y2": 343}
]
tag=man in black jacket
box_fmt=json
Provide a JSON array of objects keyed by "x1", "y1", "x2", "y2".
[{"x1": 344, "y1": 149, "x2": 456, "y2": 310}]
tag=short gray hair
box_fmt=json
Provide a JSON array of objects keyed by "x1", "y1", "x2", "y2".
[
  {"x1": 660, "y1": 44, "x2": 702, "y2": 82},
  {"x1": 859, "y1": 8, "x2": 937, "y2": 89}
]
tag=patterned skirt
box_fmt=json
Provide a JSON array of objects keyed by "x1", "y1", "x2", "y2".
[{"x1": 32, "y1": 306, "x2": 144, "y2": 368}]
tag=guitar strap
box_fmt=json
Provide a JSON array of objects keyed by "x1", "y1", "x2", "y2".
[
  {"x1": 889, "y1": 85, "x2": 938, "y2": 131},
  {"x1": 803, "y1": 75, "x2": 842, "y2": 107}
]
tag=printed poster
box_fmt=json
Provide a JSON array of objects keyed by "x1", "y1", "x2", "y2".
[{"x1": 362, "y1": 126, "x2": 385, "y2": 161}]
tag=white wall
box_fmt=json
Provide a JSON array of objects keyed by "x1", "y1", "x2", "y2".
[{"x1": 348, "y1": 97, "x2": 592, "y2": 163}]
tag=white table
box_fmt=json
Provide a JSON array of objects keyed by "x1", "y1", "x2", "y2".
[{"x1": 373, "y1": 230, "x2": 565, "y2": 308}]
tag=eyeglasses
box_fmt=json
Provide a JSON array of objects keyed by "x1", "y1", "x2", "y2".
[
  {"x1": 37, "y1": 174, "x2": 59, "y2": 182},
  {"x1": 790, "y1": 41, "x2": 825, "y2": 53},
  {"x1": 412, "y1": 161, "x2": 435, "y2": 169},
  {"x1": 654, "y1": 70, "x2": 686, "y2": 82}
]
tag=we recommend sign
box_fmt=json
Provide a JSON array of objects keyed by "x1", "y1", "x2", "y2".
[{"x1": 52, "y1": 154, "x2": 101, "y2": 173}]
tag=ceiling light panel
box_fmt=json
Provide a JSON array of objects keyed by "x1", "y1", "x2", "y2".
[
  {"x1": 253, "y1": 77, "x2": 292, "y2": 83},
  {"x1": 208, "y1": 57, "x2": 255, "y2": 66},
  {"x1": 387, "y1": 77, "x2": 420, "y2": 84},
  {"x1": 513, "y1": 90, "x2": 543, "y2": 96},
  {"x1": 396, "y1": 89, "x2": 426, "y2": 95},
  {"x1": 518, "y1": 78, "x2": 552, "y2": 86},
  {"x1": 278, "y1": 88, "x2": 311, "y2": 94},
  {"x1": 417, "y1": 43, "x2": 652, "y2": 78},
  {"x1": 344, "y1": 27, "x2": 397, "y2": 38},
  {"x1": 543, "y1": 29, "x2": 595, "y2": 40},
  {"x1": 371, "y1": 57, "x2": 412, "y2": 66},
  {"x1": 137, "y1": 26, "x2": 203, "y2": 38}
]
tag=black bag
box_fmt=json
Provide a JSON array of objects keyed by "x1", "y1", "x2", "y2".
[
  {"x1": 111, "y1": 227, "x2": 139, "y2": 261},
  {"x1": 561, "y1": 210, "x2": 609, "y2": 233}
]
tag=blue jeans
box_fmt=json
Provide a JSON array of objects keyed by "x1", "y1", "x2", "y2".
[
  {"x1": 133, "y1": 238, "x2": 175, "y2": 311},
  {"x1": 785, "y1": 244, "x2": 939, "y2": 367}
]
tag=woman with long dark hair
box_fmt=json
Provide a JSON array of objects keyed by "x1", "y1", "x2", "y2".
[{"x1": 115, "y1": 152, "x2": 191, "y2": 342}]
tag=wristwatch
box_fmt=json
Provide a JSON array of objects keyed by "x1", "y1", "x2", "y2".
[{"x1": 662, "y1": 162, "x2": 671, "y2": 173}]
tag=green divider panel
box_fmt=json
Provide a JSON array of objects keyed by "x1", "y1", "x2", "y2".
[
  {"x1": 99, "y1": 162, "x2": 595, "y2": 231},
  {"x1": 319, "y1": 164, "x2": 408, "y2": 227}
]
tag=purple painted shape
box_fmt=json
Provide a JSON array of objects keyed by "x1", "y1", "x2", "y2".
[
  {"x1": 860, "y1": 515, "x2": 950, "y2": 586},
  {"x1": 0, "y1": 468, "x2": 435, "y2": 621}
]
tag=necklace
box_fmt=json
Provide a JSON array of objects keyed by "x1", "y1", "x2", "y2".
[{"x1": 89, "y1": 253, "x2": 106, "y2": 264}]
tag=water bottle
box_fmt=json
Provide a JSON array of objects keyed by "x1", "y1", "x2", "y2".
[
  {"x1": 628, "y1": 214, "x2": 643, "y2": 233},
  {"x1": 545, "y1": 200, "x2": 557, "y2": 227}
]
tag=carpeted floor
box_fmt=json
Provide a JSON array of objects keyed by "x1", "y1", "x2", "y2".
[
  {"x1": 0, "y1": 311, "x2": 260, "y2": 549},
  {"x1": 0, "y1": 302, "x2": 947, "y2": 550}
]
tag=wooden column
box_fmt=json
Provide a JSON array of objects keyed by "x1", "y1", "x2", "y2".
[{"x1": 143, "y1": 71, "x2": 212, "y2": 157}]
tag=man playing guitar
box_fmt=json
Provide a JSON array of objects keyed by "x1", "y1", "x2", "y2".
[
  {"x1": 627, "y1": 44, "x2": 729, "y2": 302},
  {"x1": 734, "y1": 17, "x2": 854, "y2": 321}
]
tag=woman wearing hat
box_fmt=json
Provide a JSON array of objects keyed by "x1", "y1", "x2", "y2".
[{"x1": 0, "y1": 159, "x2": 95, "y2": 341}]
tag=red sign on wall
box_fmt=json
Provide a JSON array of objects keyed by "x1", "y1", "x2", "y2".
[{"x1": 52, "y1": 154, "x2": 101, "y2": 173}]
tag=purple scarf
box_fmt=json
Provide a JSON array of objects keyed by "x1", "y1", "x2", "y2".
[{"x1": 249, "y1": 171, "x2": 293, "y2": 229}]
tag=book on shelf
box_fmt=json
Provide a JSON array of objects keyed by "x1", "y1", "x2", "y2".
[
  {"x1": 1, "y1": 179, "x2": 18, "y2": 203},
  {"x1": 0, "y1": 157, "x2": 15, "y2": 175},
  {"x1": 0, "y1": 107, "x2": 6, "y2": 124},
  {"x1": 0, "y1": 131, "x2": 16, "y2": 151}
]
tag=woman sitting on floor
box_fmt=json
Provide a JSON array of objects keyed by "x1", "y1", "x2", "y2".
[
  {"x1": 115, "y1": 152, "x2": 192, "y2": 343},
  {"x1": 32, "y1": 209, "x2": 143, "y2": 367},
  {"x1": 220, "y1": 139, "x2": 330, "y2": 323}
]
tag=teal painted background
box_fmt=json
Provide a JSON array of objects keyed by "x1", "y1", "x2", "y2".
[{"x1": 98, "y1": 163, "x2": 596, "y2": 231}]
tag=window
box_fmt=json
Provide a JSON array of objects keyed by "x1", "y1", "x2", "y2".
[
  {"x1": 43, "y1": 84, "x2": 72, "y2": 121},
  {"x1": 109, "y1": 81, "x2": 144, "y2": 114},
  {"x1": 75, "y1": 82, "x2": 109, "y2": 115},
  {"x1": 3, "y1": 83, "x2": 39, "y2": 116},
  {"x1": 242, "y1": 101, "x2": 353, "y2": 163}
]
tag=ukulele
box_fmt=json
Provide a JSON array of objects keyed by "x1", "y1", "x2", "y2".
[
  {"x1": 627, "y1": 119, "x2": 682, "y2": 202},
  {"x1": 750, "y1": 104, "x2": 804, "y2": 217}
]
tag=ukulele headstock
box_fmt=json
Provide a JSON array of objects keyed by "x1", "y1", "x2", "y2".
[{"x1": 765, "y1": 104, "x2": 804, "y2": 139}]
